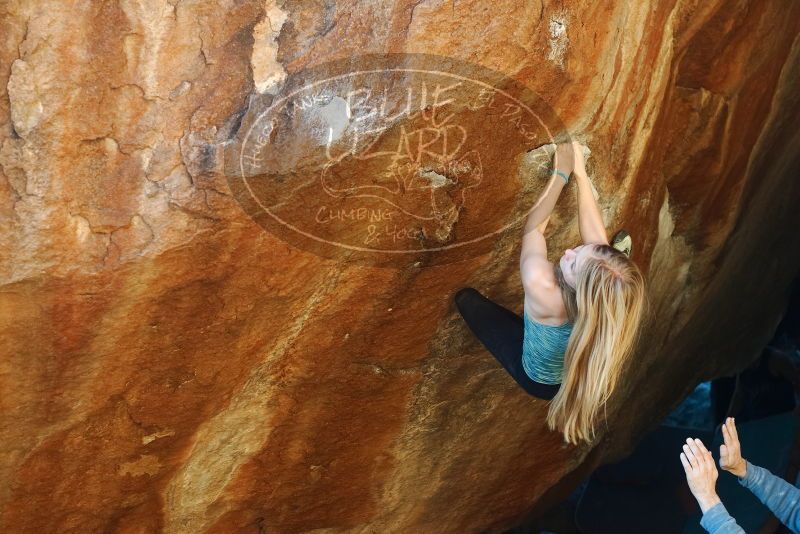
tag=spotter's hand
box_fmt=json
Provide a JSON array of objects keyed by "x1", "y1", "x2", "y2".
[
  {"x1": 719, "y1": 417, "x2": 747, "y2": 478},
  {"x1": 680, "y1": 437, "x2": 722, "y2": 513}
]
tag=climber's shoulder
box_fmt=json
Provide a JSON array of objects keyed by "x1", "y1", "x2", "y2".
[
  {"x1": 520, "y1": 228, "x2": 566, "y2": 320},
  {"x1": 521, "y1": 255, "x2": 557, "y2": 292},
  {"x1": 521, "y1": 259, "x2": 564, "y2": 319}
]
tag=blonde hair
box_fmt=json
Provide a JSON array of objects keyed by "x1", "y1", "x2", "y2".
[{"x1": 549, "y1": 244, "x2": 648, "y2": 445}]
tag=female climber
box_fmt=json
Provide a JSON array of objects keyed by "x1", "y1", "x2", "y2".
[{"x1": 454, "y1": 141, "x2": 647, "y2": 446}]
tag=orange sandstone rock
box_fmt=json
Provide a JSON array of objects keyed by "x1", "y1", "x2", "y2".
[{"x1": 1, "y1": 0, "x2": 799, "y2": 532}]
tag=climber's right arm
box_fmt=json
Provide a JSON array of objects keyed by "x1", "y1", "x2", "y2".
[
  {"x1": 573, "y1": 169, "x2": 608, "y2": 245},
  {"x1": 570, "y1": 140, "x2": 608, "y2": 245}
]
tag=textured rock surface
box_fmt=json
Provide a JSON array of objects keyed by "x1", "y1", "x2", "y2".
[{"x1": 1, "y1": 0, "x2": 800, "y2": 532}]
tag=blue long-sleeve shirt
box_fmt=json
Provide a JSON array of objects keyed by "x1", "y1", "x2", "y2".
[{"x1": 700, "y1": 459, "x2": 800, "y2": 533}]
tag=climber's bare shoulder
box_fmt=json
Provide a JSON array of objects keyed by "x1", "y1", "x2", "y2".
[{"x1": 521, "y1": 259, "x2": 568, "y2": 325}]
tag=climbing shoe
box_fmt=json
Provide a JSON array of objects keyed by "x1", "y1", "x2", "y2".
[{"x1": 611, "y1": 229, "x2": 632, "y2": 258}]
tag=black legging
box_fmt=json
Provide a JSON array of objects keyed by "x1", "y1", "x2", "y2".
[{"x1": 454, "y1": 287, "x2": 561, "y2": 400}]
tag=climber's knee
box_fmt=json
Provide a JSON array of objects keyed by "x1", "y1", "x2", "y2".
[{"x1": 455, "y1": 287, "x2": 479, "y2": 310}]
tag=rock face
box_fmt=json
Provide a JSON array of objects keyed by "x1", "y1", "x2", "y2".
[{"x1": 1, "y1": 0, "x2": 800, "y2": 532}]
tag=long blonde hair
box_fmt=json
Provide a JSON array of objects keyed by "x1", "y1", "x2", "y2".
[{"x1": 549, "y1": 244, "x2": 647, "y2": 445}]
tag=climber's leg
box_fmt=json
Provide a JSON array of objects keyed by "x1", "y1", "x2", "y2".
[{"x1": 454, "y1": 287, "x2": 560, "y2": 400}]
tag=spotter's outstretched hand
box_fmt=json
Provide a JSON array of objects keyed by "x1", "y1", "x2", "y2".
[
  {"x1": 719, "y1": 417, "x2": 747, "y2": 478},
  {"x1": 680, "y1": 437, "x2": 722, "y2": 513}
]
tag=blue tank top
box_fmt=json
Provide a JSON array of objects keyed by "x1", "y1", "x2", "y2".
[{"x1": 521, "y1": 308, "x2": 573, "y2": 385}]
